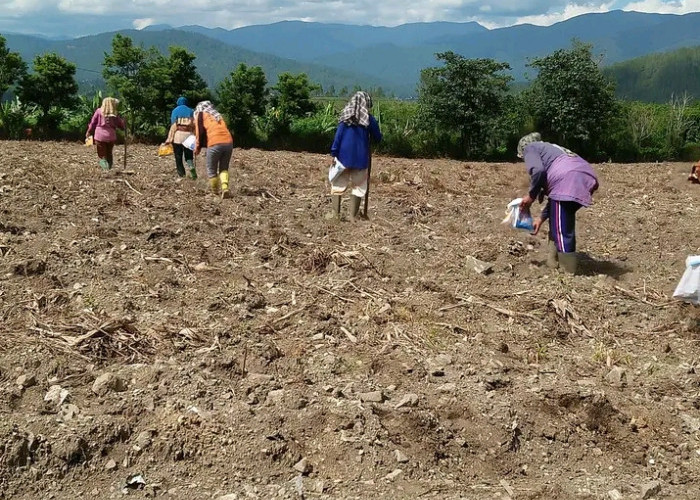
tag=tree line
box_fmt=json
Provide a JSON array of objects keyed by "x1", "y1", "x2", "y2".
[{"x1": 2, "y1": 34, "x2": 700, "y2": 162}]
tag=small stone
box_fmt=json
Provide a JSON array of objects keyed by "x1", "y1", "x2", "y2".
[
  {"x1": 105, "y1": 459, "x2": 118, "y2": 471},
  {"x1": 134, "y1": 430, "x2": 153, "y2": 451},
  {"x1": 293, "y1": 457, "x2": 312, "y2": 475},
  {"x1": 311, "y1": 333, "x2": 325, "y2": 341},
  {"x1": 395, "y1": 393, "x2": 419, "y2": 408},
  {"x1": 426, "y1": 354, "x2": 453, "y2": 376},
  {"x1": 16, "y1": 374, "x2": 36, "y2": 388},
  {"x1": 267, "y1": 389, "x2": 285, "y2": 404},
  {"x1": 438, "y1": 383, "x2": 457, "y2": 393},
  {"x1": 464, "y1": 255, "x2": 493, "y2": 275},
  {"x1": 606, "y1": 367, "x2": 627, "y2": 386},
  {"x1": 92, "y1": 373, "x2": 126, "y2": 396},
  {"x1": 44, "y1": 385, "x2": 69, "y2": 406},
  {"x1": 607, "y1": 489, "x2": 623, "y2": 500},
  {"x1": 394, "y1": 450, "x2": 409, "y2": 463},
  {"x1": 59, "y1": 403, "x2": 80, "y2": 421},
  {"x1": 359, "y1": 391, "x2": 384, "y2": 403},
  {"x1": 385, "y1": 469, "x2": 403, "y2": 481},
  {"x1": 681, "y1": 414, "x2": 700, "y2": 433},
  {"x1": 640, "y1": 481, "x2": 661, "y2": 499}
]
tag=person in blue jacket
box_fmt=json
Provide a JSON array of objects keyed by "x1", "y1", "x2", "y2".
[
  {"x1": 165, "y1": 96, "x2": 197, "y2": 179},
  {"x1": 327, "y1": 91, "x2": 382, "y2": 221}
]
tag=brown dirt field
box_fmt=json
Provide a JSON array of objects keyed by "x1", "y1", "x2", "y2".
[{"x1": 0, "y1": 141, "x2": 699, "y2": 500}]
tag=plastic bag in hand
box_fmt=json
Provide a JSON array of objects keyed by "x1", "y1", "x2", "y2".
[{"x1": 502, "y1": 198, "x2": 534, "y2": 231}]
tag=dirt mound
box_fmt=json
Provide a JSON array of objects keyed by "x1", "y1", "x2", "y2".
[{"x1": 0, "y1": 141, "x2": 699, "y2": 499}]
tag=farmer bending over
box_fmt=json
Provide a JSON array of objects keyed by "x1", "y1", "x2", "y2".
[
  {"x1": 86, "y1": 97, "x2": 125, "y2": 170},
  {"x1": 194, "y1": 101, "x2": 233, "y2": 199},
  {"x1": 517, "y1": 132, "x2": 599, "y2": 274},
  {"x1": 166, "y1": 96, "x2": 197, "y2": 180},
  {"x1": 327, "y1": 91, "x2": 382, "y2": 221}
]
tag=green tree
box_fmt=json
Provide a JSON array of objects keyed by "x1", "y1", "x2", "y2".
[
  {"x1": 0, "y1": 35, "x2": 27, "y2": 98},
  {"x1": 217, "y1": 63, "x2": 267, "y2": 139},
  {"x1": 418, "y1": 51, "x2": 512, "y2": 155},
  {"x1": 18, "y1": 52, "x2": 78, "y2": 136},
  {"x1": 526, "y1": 41, "x2": 617, "y2": 156},
  {"x1": 103, "y1": 35, "x2": 210, "y2": 137},
  {"x1": 270, "y1": 72, "x2": 318, "y2": 126}
]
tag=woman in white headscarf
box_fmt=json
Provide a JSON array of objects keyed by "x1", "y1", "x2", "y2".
[
  {"x1": 327, "y1": 91, "x2": 382, "y2": 221},
  {"x1": 194, "y1": 101, "x2": 234, "y2": 198}
]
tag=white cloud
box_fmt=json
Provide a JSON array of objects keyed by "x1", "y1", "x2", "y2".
[
  {"x1": 133, "y1": 18, "x2": 156, "y2": 30},
  {"x1": 0, "y1": 0, "x2": 698, "y2": 36}
]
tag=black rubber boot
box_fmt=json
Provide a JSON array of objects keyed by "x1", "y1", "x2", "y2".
[{"x1": 349, "y1": 195, "x2": 361, "y2": 221}]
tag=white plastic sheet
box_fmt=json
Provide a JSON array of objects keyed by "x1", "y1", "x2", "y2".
[{"x1": 673, "y1": 256, "x2": 700, "y2": 305}]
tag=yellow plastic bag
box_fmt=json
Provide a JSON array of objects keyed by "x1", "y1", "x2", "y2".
[
  {"x1": 85, "y1": 135, "x2": 94, "y2": 147},
  {"x1": 157, "y1": 143, "x2": 173, "y2": 157}
]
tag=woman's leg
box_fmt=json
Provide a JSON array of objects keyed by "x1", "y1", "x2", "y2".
[
  {"x1": 95, "y1": 141, "x2": 109, "y2": 170},
  {"x1": 173, "y1": 143, "x2": 186, "y2": 177},
  {"x1": 206, "y1": 146, "x2": 221, "y2": 194},
  {"x1": 106, "y1": 142, "x2": 114, "y2": 168},
  {"x1": 184, "y1": 147, "x2": 196, "y2": 179},
  {"x1": 549, "y1": 200, "x2": 582, "y2": 273},
  {"x1": 217, "y1": 144, "x2": 233, "y2": 198}
]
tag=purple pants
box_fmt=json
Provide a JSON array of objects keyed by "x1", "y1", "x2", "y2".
[{"x1": 547, "y1": 200, "x2": 581, "y2": 253}]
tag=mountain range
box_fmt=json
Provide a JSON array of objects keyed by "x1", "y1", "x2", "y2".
[{"x1": 3, "y1": 10, "x2": 700, "y2": 99}]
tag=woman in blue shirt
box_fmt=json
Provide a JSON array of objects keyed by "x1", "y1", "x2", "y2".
[{"x1": 328, "y1": 91, "x2": 382, "y2": 221}]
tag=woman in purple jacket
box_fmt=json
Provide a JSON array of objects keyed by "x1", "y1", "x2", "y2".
[
  {"x1": 86, "y1": 97, "x2": 125, "y2": 170},
  {"x1": 517, "y1": 132, "x2": 599, "y2": 274},
  {"x1": 327, "y1": 91, "x2": 382, "y2": 221}
]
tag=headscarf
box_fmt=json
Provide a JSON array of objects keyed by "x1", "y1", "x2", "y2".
[
  {"x1": 194, "y1": 100, "x2": 222, "y2": 122},
  {"x1": 338, "y1": 91, "x2": 372, "y2": 127},
  {"x1": 101, "y1": 97, "x2": 119, "y2": 118},
  {"x1": 171, "y1": 96, "x2": 194, "y2": 124},
  {"x1": 516, "y1": 132, "x2": 541, "y2": 158}
]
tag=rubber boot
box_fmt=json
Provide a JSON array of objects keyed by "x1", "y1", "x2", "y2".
[
  {"x1": 325, "y1": 195, "x2": 341, "y2": 220},
  {"x1": 558, "y1": 252, "x2": 578, "y2": 275},
  {"x1": 220, "y1": 170, "x2": 231, "y2": 199},
  {"x1": 546, "y1": 239, "x2": 559, "y2": 269},
  {"x1": 349, "y1": 195, "x2": 362, "y2": 221},
  {"x1": 187, "y1": 159, "x2": 197, "y2": 180},
  {"x1": 209, "y1": 177, "x2": 220, "y2": 195},
  {"x1": 99, "y1": 159, "x2": 110, "y2": 170}
]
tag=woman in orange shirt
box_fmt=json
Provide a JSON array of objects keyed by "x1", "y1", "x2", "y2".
[{"x1": 194, "y1": 101, "x2": 234, "y2": 198}]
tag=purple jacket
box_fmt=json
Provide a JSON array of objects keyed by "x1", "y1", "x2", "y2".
[
  {"x1": 86, "y1": 109, "x2": 125, "y2": 143},
  {"x1": 523, "y1": 142, "x2": 599, "y2": 209}
]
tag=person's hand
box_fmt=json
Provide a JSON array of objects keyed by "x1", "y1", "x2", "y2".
[
  {"x1": 520, "y1": 194, "x2": 534, "y2": 209},
  {"x1": 195, "y1": 147, "x2": 201, "y2": 156},
  {"x1": 531, "y1": 218, "x2": 544, "y2": 236}
]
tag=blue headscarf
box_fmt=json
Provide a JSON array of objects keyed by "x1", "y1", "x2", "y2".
[{"x1": 171, "y1": 96, "x2": 194, "y2": 124}]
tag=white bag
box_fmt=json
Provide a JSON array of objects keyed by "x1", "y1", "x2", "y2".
[
  {"x1": 182, "y1": 134, "x2": 196, "y2": 151},
  {"x1": 673, "y1": 256, "x2": 700, "y2": 305},
  {"x1": 502, "y1": 198, "x2": 534, "y2": 231},
  {"x1": 328, "y1": 158, "x2": 346, "y2": 183}
]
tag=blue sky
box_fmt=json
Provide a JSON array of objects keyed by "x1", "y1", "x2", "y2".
[{"x1": 1, "y1": 1, "x2": 698, "y2": 37}]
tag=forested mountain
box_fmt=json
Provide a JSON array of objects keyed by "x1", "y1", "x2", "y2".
[
  {"x1": 5, "y1": 10, "x2": 700, "y2": 99},
  {"x1": 605, "y1": 46, "x2": 700, "y2": 102},
  {"x1": 2, "y1": 30, "x2": 398, "y2": 95}
]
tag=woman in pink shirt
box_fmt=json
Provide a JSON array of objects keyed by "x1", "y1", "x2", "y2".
[{"x1": 86, "y1": 97, "x2": 125, "y2": 170}]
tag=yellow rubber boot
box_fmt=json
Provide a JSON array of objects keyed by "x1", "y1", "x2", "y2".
[
  {"x1": 209, "y1": 177, "x2": 220, "y2": 195},
  {"x1": 220, "y1": 170, "x2": 231, "y2": 199}
]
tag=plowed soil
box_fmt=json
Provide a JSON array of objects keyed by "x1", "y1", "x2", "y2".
[{"x1": 0, "y1": 141, "x2": 699, "y2": 500}]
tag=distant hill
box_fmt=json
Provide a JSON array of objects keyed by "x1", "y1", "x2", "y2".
[
  {"x1": 2, "y1": 29, "x2": 401, "y2": 95},
  {"x1": 605, "y1": 46, "x2": 700, "y2": 102},
  {"x1": 178, "y1": 20, "x2": 487, "y2": 61},
  {"x1": 5, "y1": 11, "x2": 700, "y2": 100}
]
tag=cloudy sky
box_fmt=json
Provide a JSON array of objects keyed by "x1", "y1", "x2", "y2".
[{"x1": 1, "y1": 0, "x2": 699, "y2": 37}]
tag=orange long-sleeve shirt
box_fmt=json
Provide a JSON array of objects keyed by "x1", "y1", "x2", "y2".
[{"x1": 195, "y1": 113, "x2": 233, "y2": 149}]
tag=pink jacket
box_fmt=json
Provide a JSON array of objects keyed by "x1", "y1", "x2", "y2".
[{"x1": 87, "y1": 109, "x2": 125, "y2": 143}]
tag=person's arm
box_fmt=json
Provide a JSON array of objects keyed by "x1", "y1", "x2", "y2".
[
  {"x1": 531, "y1": 199, "x2": 550, "y2": 235},
  {"x1": 330, "y1": 123, "x2": 345, "y2": 159},
  {"x1": 165, "y1": 122, "x2": 177, "y2": 144},
  {"x1": 521, "y1": 147, "x2": 546, "y2": 208},
  {"x1": 368, "y1": 115, "x2": 382, "y2": 143},
  {"x1": 86, "y1": 110, "x2": 99, "y2": 137}
]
